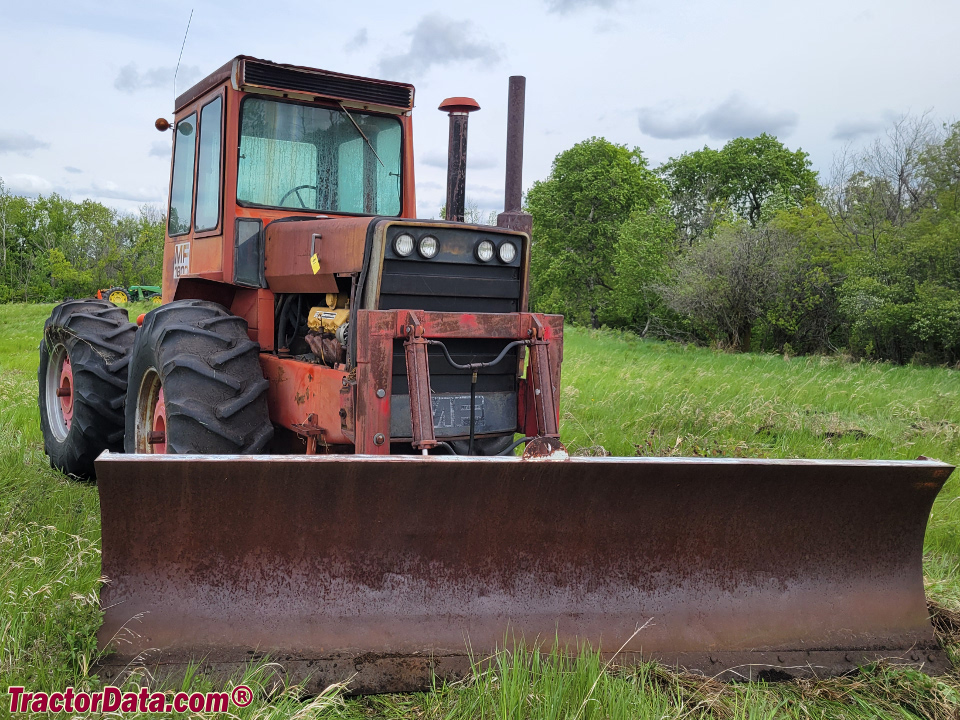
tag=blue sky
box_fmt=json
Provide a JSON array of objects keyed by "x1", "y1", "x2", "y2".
[{"x1": 1, "y1": 0, "x2": 959, "y2": 218}]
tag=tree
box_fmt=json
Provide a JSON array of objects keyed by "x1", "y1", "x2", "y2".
[
  {"x1": 608, "y1": 202, "x2": 675, "y2": 335},
  {"x1": 527, "y1": 137, "x2": 667, "y2": 327},
  {"x1": 0, "y1": 177, "x2": 166, "y2": 302},
  {"x1": 658, "y1": 224, "x2": 804, "y2": 352},
  {"x1": 827, "y1": 113, "x2": 939, "y2": 253},
  {"x1": 661, "y1": 134, "x2": 818, "y2": 238}
]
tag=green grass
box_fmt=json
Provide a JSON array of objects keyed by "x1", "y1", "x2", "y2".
[{"x1": 1, "y1": 306, "x2": 959, "y2": 718}]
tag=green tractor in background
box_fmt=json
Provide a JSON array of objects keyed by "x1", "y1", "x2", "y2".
[{"x1": 95, "y1": 285, "x2": 162, "y2": 305}]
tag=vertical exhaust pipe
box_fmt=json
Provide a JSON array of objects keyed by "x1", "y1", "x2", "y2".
[
  {"x1": 497, "y1": 76, "x2": 532, "y2": 236},
  {"x1": 439, "y1": 97, "x2": 480, "y2": 222}
]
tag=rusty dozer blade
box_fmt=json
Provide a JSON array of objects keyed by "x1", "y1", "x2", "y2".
[{"x1": 96, "y1": 453, "x2": 954, "y2": 691}]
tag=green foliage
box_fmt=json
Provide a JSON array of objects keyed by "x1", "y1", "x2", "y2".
[
  {"x1": 4, "y1": 304, "x2": 960, "y2": 717},
  {"x1": 0, "y1": 179, "x2": 164, "y2": 303},
  {"x1": 528, "y1": 119, "x2": 958, "y2": 364},
  {"x1": 661, "y1": 133, "x2": 818, "y2": 237},
  {"x1": 659, "y1": 223, "x2": 807, "y2": 351},
  {"x1": 526, "y1": 137, "x2": 667, "y2": 327},
  {"x1": 608, "y1": 202, "x2": 675, "y2": 333}
]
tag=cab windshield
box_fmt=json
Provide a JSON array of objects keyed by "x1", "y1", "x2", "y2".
[{"x1": 237, "y1": 97, "x2": 402, "y2": 215}]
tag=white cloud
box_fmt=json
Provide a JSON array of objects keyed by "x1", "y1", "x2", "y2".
[
  {"x1": 638, "y1": 94, "x2": 799, "y2": 140},
  {"x1": 545, "y1": 0, "x2": 620, "y2": 13},
  {"x1": 0, "y1": 131, "x2": 49, "y2": 155},
  {"x1": 421, "y1": 151, "x2": 498, "y2": 170},
  {"x1": 114, "y1": 62, "x2": 200, "y2": 94},
  {"x1": 149, "y1": 141, "x2": 170, "y2": 159},
  {"x1": 378, "y1": 14, "x2": 499, "y2": 78},
  {"x1": 75, "y1": 180, "x2": 163, "y2": 203},
  {"x1": 832, "y1": 115, "x2": 896, "y2": 141},
  {"x1": 6, "y1": 174, "x2": 54, "y2": 195},
  {"x1": 344, "y1": 28, "x2": 368, "y2": 52}
]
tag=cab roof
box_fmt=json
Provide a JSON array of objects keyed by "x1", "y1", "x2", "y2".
[{"x1": 174, "y1": 56, "x2": 415, "y2": 115}]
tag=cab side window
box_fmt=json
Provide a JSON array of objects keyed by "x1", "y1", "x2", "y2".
[
  {"x1": 168, "y1": 113, "x2": 197, "y2": 236},
  {"x1": 194, "y1": 97, "x2": 223, "y2": 232}
]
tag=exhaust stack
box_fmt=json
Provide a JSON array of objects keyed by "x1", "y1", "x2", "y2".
[
  {"x1": 497, "y1": 76, "x2": 532, "y2": 236},
  {"x1": 439, "y1": 97, "x2": 480, "y2": 222}
]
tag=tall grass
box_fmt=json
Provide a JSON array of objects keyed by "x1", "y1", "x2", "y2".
[{"x1": 1, "y1": 305, "x2": 959, "y2": 718}]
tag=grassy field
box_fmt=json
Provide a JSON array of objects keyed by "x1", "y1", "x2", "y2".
[{"x1": 1, "y1": 303, "x2": 959, "y2": 718}]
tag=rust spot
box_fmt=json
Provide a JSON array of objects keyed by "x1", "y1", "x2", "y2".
[{"x1": 95, "y1": 454, "x2": 953, "y2": 692}]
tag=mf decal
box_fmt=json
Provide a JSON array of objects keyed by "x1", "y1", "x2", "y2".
[{"x1": 173, "y1": 242, "x2": 191, "y2": 279}]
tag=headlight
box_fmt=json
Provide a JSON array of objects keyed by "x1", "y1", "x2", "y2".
[
  {"x1": 418, "y1": 235, "x2": 439, "y2": 259},
  {"x1": 497, "y1": 242, "x2": 517, "y2": 263},
  {"x1": 475, "y1": 239, "x2": 495, "y2": 262},
  {"x1": 393, "y1": 233, "x2": 415, "y2": 257}
]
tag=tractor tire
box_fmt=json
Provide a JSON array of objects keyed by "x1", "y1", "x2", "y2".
[
  {"x1": 106, "y1": 287, "x2": 129, "y2": 304},
  {"x1": 125, "y1": 300, "x2": 273, "y2": 455},
  {"x1": 38, "y1": 299, "x2": 137, "y2": 479}
]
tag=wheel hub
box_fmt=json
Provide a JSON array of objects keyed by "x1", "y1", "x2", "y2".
[
  {"x1": 136, "y1": 369, "x2": 168, "y2": 454},
  {"x1": 150, "y1": 388, "x2": 167, "y2": 454},
  {"x1": 58, "y1": 355, "x2": 74, "y2": 429},
  {"x1": 44, "y1": 344, "x2": 74, "y2": 441}
]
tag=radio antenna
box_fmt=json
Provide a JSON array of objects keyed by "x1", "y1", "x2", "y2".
[{"x1": 173, "y1": 9, "x2": 194, "y2": 102}]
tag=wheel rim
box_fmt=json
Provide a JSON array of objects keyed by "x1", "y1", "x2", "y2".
[
  {"x1": 136, "y1": 368, "x2": 167, "y2": 454},
  {"x1": 45, "y1": 344, "x2": 74, "y2": 441},
  {"x1": 109, "y1": 290, "x2": 127, "y2": 304},
  {"x1": 151, "y1": 296, "x2": 162, "y2": 305}
]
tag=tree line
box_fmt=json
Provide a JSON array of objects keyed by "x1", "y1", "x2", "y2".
[
  {"x1": 3, "y1": 114, "x2": 958, "y2": 366},
  {"x1": 0, "y1": 179, "x2": 164, "y2": 303},
  {"x1": 528, "y1": 115, "x2": 960, "y2": 366}
]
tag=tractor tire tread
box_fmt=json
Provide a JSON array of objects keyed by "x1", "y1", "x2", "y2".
[
  {"x1": 39, "y1": 299, "x2": 135, "y2": 479},
  {"x1": 125, "y1": 300, "x2": 273, "y2": 455}
]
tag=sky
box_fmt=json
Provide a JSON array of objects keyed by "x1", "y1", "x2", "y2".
[{"x1": 2, "y1": 0, "x2": 959, "y2": 219}]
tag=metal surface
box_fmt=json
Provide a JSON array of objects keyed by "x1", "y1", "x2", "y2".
[
  {"x1": 497, "y1": 76, "x2": 533, "y2": 237},
  {"x1": 403, "y1": 321, "x2": 437, "y2": 451},
  {"x1": 97, "y1": 453, "x2": 953, "y2": 692},
  {"x1": 259, "y1": 355, "x2": 351, "y2": 446},
  {"x1": 45, "y1": 344, "x2": 72, "y2": 439},
  {"x1": 389, "y1": 390, "x2": 517, "y2": 439},
  {"x1": 353, "y1": 310, "x2": 561, "y2": 453},
  {"x1": 439, "y1": 98, "x2": 480, "y2": 222}
]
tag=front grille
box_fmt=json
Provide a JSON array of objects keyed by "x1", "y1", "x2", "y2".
[
  {"x1": 391, "y1": 339, "x2": 518, "y2": 395},
  {"x1": 377, "y1": 231, "x2": 523, "y2": 438},
  {"x1": 242, "y1": 61, "x2": 413, "y2": 110},
  {"x1": 379, "y1": 260, "x2": 521, "y2": 314},
  {"x1": 389, "y1": 338, "x2": 520, "y2": 439}
]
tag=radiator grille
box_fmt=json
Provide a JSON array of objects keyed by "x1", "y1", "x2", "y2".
[
  {"x1": 378, "y1": 246, "x2": 523, "y2": 436},
  {"x1": 379, "y1": 260, "x2": 521, "y2": 314},
  {"x1": 243, "y1": 61, "x2": 413, "y2": 110}
]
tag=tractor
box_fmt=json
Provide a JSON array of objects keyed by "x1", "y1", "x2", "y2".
[
  {"x1": 95, "y1": 285, "x2": 162, "y2": 304},
  {"x1": 38, "y1": 56, "x2": 954, "y2": 692}
]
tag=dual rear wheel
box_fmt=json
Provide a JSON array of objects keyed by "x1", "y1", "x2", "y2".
[{"x1": 39, "y1": 299, "x2": 273, "y2": 479}]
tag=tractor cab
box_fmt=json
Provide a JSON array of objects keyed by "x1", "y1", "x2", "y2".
[{"x1": 159, "y1": 56, "x2": 417, "y2": 303}]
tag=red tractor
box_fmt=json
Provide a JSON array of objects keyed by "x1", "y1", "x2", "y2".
[{"x1": 37, "y1": 56, "x2": 953, "y2": 692}]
